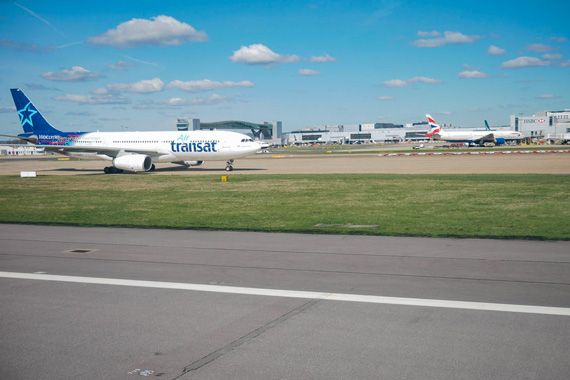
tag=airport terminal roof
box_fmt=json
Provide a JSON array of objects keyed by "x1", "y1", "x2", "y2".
[{"x1": 200, "y1": 121, "x2": 272, "y2": 130}]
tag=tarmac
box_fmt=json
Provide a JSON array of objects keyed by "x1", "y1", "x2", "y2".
[
  {"x1": 1, "y1": 224, "x2": 569, "y2": 379},
  {"x1": 1, "y1": 151, "x2": 570, "y2": 175}
]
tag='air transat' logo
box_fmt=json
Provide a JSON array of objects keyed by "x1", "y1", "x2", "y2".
[
  {"x1": 18, "y1": 102, "x2": 37, "y2": 128},
  {"x1": 170, "y1": 141, "x2": 218, "y2": 153}
]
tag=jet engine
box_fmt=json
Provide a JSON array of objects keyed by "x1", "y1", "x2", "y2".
[{"x1": 113, "y1": 154, "x2": 153, "y2": 172}]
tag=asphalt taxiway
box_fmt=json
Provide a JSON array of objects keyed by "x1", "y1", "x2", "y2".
[
  {"x1": 1, "y1": 224, "x2": 569, "y2": 379},
  {"x1": 1, "y1": 152, "x2": 570, "y2": 175}
]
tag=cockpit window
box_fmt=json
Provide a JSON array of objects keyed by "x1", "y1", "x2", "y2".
[{"x1": 241, "y1": 138, "x2": 254, "y2": 142}]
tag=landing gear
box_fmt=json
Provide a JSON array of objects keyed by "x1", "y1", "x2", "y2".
[
  {"x1": 150, "y1": 164, "x2": 156, "y2": 172},
  {"x1": 103, "y1": 166, "x2": 124, "y2": 174},
  {"x1": 225, "y1": 160, "x2": 234, "y2": 172}
]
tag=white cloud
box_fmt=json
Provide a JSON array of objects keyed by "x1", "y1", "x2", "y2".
[
  {"x1": 25, "y1": 83, "x2": 61, "y2": 91},
  {"x1": 98, "y1": 78, "x2": 165, "y2": 94},
  {"x1": 123, "y1": 55, "x2": 158, "y2": 66},
  {"x1": 55, "y1": 94, "x2": 130, "y2": 105},
  {"x1": 88, "y1": 15, "x2": 207, "y2": 47},
  {"x1": 408, "y1": 76, "x2": 442, "y2": 84},
  {"x1": 501, "y1": 56, "x2": 549, "y2": 69},
  {"x1": 299, "y1": 69, "x2": 319, "y2": 76},
  {"x1": 42, "y1": 66, "x2": 100, "y2": 81},
  {"x1": 488, "y1": 45, "x2": 505, "y2": 55},
  {"x1": 162, "y1": 94, "x2": 228, "y2": 106},
  {"x1": 536, "y1": 94, "x2": 559, "y2": 99},
  {"x1": 550, "y1": 36, "x2": 567, "y2": 43},
  {"x1": 413, "y1": 31, "x2": 478, "y2": 48},
  {"x1": 561, "y1": 60, "x2": 570, "y2": 67},
  {"x1": 417, "y1": 31, "x2": 440, "y2": 37},
  {"x1": 309, "y1": 54, "x2": 336, "y2": 63},
  {"x1": 108, "y1": 60, "x2": 131, "y2": 70},
  {"x1": 527, "y1": 43, "x2": 553, "y2": 52},
  {"x1": 229, "y1": 44, "x2": 299, "y2": 65},
  {"x1": 0, "y1": 38, "x2": 49, "y2": 53},
  {"x1": 0, "y1": 105, "x2": 16, "y2": 113},
  {"x1": 383, "y1": 76, "x2": 442, "y2": 87},
  {"x1": 377, "y1": 96, "x2": 393, "y2": 101},
  {"x1": 365, "y1": 2, "x2": 401, "y2": 24},
  {"x1": 167, "y1": 79, "x2": 254, "y2": 91},
  {"x1": 383, "y1": 79, "x2": 408, "y2": 87},
  {"x1": 458, "y1": 70, "x2": 488, "y2": 78},
  {"x1": 543, "y1": 53, "x2": 562, "y2": 60}
]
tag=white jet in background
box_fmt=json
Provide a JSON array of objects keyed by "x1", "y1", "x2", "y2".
[{"x1": 425, "y1": 114, "x2": 522, "y2": 146}]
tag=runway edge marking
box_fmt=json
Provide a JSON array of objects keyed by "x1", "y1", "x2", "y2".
[{"x1": 1, "y1": 271, "x2": 569, "y2": 316}]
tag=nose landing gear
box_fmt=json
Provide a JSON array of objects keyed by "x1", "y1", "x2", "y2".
[{"x1": 225, "y1": 159, "x2": 234, "y2": 172}]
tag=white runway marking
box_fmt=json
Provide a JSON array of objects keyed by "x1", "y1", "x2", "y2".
[{"x1": 1, "y1": 271, "x2": 569, "y2": 316}]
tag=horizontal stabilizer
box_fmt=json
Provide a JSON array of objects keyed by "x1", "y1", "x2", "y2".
[{"x1": 0, "y1": 133, "x2": 37, "y2": 143}]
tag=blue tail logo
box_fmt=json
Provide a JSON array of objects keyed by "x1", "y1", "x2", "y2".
[
  {"x1": 17, "y1": 102, "x2": 38, "y2": 131},
  {"x1": 10, "y1": 88, "x2": 63, "y2": 136}
]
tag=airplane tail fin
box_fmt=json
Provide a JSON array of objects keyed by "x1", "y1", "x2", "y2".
[
  {"x1": 484, "y1": 120, "x2": 491, "y2": 131},
  {"x1": 425, "y1": 114, "x2": 442, "y2": 137},
  {"x1": 10, "y1": 88, "x2": 63, "y2": 135}
]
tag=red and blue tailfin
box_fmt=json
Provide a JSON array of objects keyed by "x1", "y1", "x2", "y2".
[{"x1": 425, "y1": 114, "x2": 442, "y2": 137}]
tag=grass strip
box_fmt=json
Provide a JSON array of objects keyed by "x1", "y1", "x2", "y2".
[{"x1": 0, "y1": 174, "x2": 568, "y2": 240}]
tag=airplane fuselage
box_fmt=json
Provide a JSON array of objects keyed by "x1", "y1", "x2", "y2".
[
  {"x1": 435, "y1": 130, "x2": 522, "y2": 144},
  {"x1": 9, "y1": 88, "x2": 260, "y2": 173},
  {"x1": 37, "y1": 130, "x2": 260, "y2": 162}
]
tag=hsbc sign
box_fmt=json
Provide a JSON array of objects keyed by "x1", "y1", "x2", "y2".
[{"x1": 522, "y1": 118, "x2": 546, "y2": 124}]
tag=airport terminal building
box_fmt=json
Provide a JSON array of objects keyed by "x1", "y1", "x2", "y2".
[
  {"x1": 511, "y1": 110, "x2": 570, "y2": 141},
  {"x1": 177, "y1": 118, "x2": 283, "y2": 143},
  {"x1": 170, "y1": 109, "x2": 570, "y2": 147},
  {"x1": 283, "y1": 122, "x2": 431, "y2": 145},
  {"x1": 0, "y1": 145, "x2": 45, "y2": 156}
]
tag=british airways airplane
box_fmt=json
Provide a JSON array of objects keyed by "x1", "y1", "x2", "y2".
[
  {"x1": 425, "y1": 114, "x2": 522, "y2": 146},
  {"x1": 7, "y1": 89, "x2": 261, "y2": 173}
]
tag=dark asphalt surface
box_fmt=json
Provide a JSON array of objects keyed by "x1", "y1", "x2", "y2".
[{"x1": 1, "y1": 224, "x2": 569, "y2": 379}]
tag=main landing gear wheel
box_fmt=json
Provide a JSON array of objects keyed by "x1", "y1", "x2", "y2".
[
  {"x1": 103, "y1": 166, "x2": 123, "y2": 174},
  {"x1": 150, "y1": 164, "x2": 156, "y2": 172},
  {"x1": 225, "y1": 160, "x2": 234, "y2": 172}
]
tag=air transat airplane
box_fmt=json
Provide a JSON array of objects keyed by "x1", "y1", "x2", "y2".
[
  {"x1": 7, "y1": 89, "x2": 260, "y2": 173},
  {"x1": 425, "y1": 114, "x2": 522, "y2": 146}
]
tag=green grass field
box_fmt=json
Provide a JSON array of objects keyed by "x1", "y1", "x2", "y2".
[{"x1": 0, "y1": 174, "x2": 568, "y2": 240}]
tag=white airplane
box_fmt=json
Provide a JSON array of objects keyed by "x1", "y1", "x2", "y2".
[
  {"x1": 7, "y1": 88, "x2": 260, "y2": 173},
  {"x1": 425, "y1": 114, "x2": 522, "y2": 146}
]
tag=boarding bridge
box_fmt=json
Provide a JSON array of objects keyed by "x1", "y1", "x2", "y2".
[{"x1": 176, "y1": 119, "x2": 282, "y2": 140}]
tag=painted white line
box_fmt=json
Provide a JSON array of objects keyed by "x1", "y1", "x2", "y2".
[{"x1": 1, "y1": 271, "x2": 569, "y2": 316}]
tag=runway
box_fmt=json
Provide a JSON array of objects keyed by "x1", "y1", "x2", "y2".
[{"x1": 1, "y1": 224, "x2": 569, "y2": 379}]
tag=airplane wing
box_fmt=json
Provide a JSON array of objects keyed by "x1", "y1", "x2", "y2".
[
  {"x1": 473, "y1": 133, "x2": 495, "y2": 144},
  {"x1": 2, "y1": 133, "x2": 165, "y2": 158},
  {"x1": 34, "y1": 144, "x2": 164, "y2": 158}
]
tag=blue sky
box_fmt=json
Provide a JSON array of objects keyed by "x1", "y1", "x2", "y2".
[{"x1": 1, "y1": 0, "x2": 569, "y2": 134}]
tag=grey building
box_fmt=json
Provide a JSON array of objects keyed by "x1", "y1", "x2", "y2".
[
  {"x1": 179, "y1": 118, "x2": 282, "y2": 142},
  {"x1": 511, "y1": 110, "x2": 570, "y2": 140},
  {"x1": 284, "y1": 122, "x2": 430, "y2": 145}
]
